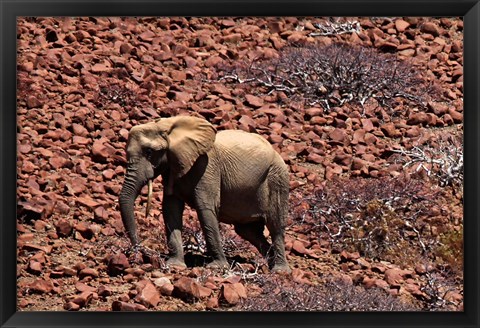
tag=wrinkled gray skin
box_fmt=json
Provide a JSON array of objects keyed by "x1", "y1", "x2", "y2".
[{"x1": 119, "y1": 115, "x2": 290, "y2": 273}]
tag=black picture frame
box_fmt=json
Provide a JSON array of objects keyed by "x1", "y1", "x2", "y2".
[{"x1": 2, "y1": 0, "x2": 479, "y2": 327}]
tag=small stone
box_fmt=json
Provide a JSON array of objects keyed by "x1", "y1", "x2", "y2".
[
  {"x1": 112, "y1": 301, "x2": 147, "y2": 311},
  {"x1": 173, "y1": 277, "x2": 213, "y2": 301},
  {"x1": 421, "y1": 22, "x2": 441, "y2": 36},
  {"x1": 107, "y1": 253, "x2": 130, "y2": 276},
  {"x1": 407, "y1": 112, "x2": 429, "y2": 125},
  {"x1": 135, "y1": 279, "x2": 161, "y2": 308},
  {"x1": 97, "y1": 285, "x2": 113, "y2": 297},
  {"x1": 328, "y1": 128, "x2": 347, "y2": 144},
  {"x1": 26, "y1": 96, "x2": 43, "y2": 108},
  {"x1": 72, "y1": 291, "x2": 94, "y2": 307},
  {"x1": 380, "y1": 123, "x2": 401, "y2": 138},
  {"x1": 64, "y1": 301, "x2": 80, "y2": 311},
  {"x1": 79, "y1": 268, "x2": 99, "y2": 279},
  {"x1": 384, "y1": 268, "x2": 405, "y2": 287},
  {"x1": 153, "y1": 277, "x2": 174, "y2": 296},
  {"x1": 28, "y1": 260, "x2": 43, "y2": 275},
  {"x1": 244, "y1": 94, "x2": 264, "y2": 108},
  {"x1": 55, "y1": 219, "x2": 73, "y2": 237},
  {"x1": 28, "y1": 279, "x2": 54, "y2": 294},
  {"x1": 291, "y1": 240, "x2": 308, "y2": 255},
  {"x1": 395, "y1": 19, "x2": 410, "y2": 32},
  {"x1": 220, "y1": 283, "x2": 247, "y2": 305},
  {"x1": 75, "y1": 221, "x2": 94, "y2": 239}
]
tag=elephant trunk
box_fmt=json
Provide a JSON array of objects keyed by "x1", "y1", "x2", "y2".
[{"x1": 119, "y1": 167, "x2": 149, "y2": 247}]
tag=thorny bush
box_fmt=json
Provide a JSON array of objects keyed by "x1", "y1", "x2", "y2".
[
  {"x1": 218, "y1": 43, "x2": 439, "y2": 112},
  {"x1": 290, "y1": 175, "x2": 463, "y2": 273},
  {"x1": 235, "y1": 274, "x2": 417, "y2": 311}
]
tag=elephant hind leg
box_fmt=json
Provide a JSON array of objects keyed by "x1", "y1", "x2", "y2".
[
  {"x1": 234, "y1": 221, "x2": 272, "y2": 260},
  {"x1": 264, "y1": 172, "x2": 291, "y2": 273}
]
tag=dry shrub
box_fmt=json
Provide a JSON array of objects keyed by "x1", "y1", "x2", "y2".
[
  {"x1": 236, "y1": 275, "x2": 417, "y2": 311},
  {"x1": 218, "y1": 43, "x2": 439, "y2": 111},
  {"x1": 435, "y1": 228, "x2": 463, "y2": 275},
  {"x1": 389, "y1": 132, "x2": 463, "y2": 192},
  {"x1": 290, "y1": 175, "x2": 459, "y2": 268}
]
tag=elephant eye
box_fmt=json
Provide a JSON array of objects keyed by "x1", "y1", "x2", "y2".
[{"x1": 144, "y1": 147, "x2": 153, "y2": 158}]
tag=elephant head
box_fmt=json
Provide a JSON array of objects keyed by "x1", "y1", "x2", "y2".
[{"x1": 118, "y1": 116, "x2": 216, "y2": 246}]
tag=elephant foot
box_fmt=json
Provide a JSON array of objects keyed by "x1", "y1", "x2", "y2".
[
  {"x1": 166, "y1": 257, "x2": 187, "y2": 270},
  {"x1": 271, "y1": 263, "x2": 292, "y2": 274},
  {"x1": 206, "y1": 259, "x2": 229, "y2": 270}
]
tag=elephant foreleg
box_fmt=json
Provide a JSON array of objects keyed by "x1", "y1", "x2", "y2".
[
  {"x1": 163, "y1": 195, "x2": 186, "y2": 268},
  {"x1": 197, "y1": 209, "x2": 229, "y2": 269}
]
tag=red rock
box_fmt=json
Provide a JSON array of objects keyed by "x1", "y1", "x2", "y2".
[
  {"x1": 49, "y1": 156, "x2": 68, "y2": 169},
  {"x1": 220, "y1": 283, "x2": 247, "y2": 305},
  {"x1": 64, "y1": 301, "x2": 80, "y2": 311},
  {"x1": 244, "y1": 94, "x2": 264, "y2": 108},
  {"x1": 340, "y1": 250, "x2": 360, "y2": 262},
  {"x1": 351, "y1": 157, "x2": 369, "y2": 171},
  {"x1": 138, "y1": 30, "x2": 156, "y2": 42},
  {"x1": 292, "y1": 268, "x2": 312, "y2": 284},
  {"x1": 351, "y1": 129, "x2": 366, "y2": 144},
  {"x1": 154, "y1": 278, "x2": 174, "y2": 296},
  {"x1": 97, "y1": 285, "x2": 113, "y2": 297},
  {"x1": 72, "y1": 123, "x2": 89, "y2": 137},
  {"x1": 55, "y1": 218, "x2": 73, "y2": 237},
  {"x1": 403, "y1": 283, "x2": 425, "y2": 297},
  {"x1": 380, "y1": 123, "x2": 401, "y2": 138},
  {"x1": 328, "y1": 128, "x2": 347, "y2": 144},
  {"x1": 361, "y1": 118, "x2": 375, "y2": 132},
  {"x1": 362, "y1": 276, "x2": 377, "y2": 289},
  {"x1": 28, "y1": 260, "x2": 43, "y2": 275},
  {"x1": 384, "y1": 268, "x2": 406, "y2": 287},
  {"x1": 26, "y1": 95, "x2": 43, "y2": 108},
  {"x1": 107, "y1": 253, "x2": 130, "y2": 276},
  {"x1": 204, "y1": 56, "x2": 222, "y2": 67},
  {"x1": 112, "y1": 301, "x2": 147, "y2": 311},
  {"x1": 306, "y1": 153, "x2": 323, "y2": 164},
  {"x1": 93, "y1": 206, "x2": 109, "y2": 222},
  {"x1": 405, "y1": 127, "x2": 420, "y2": 138},
  {"x1": 406, "y1": 112, "x2": 428, "y2": 125},
  {"x1": 238, "y1": 115, "x2": 257, "y2": 132},
  {"x1": 76, "y1": 196, "x2": 100, "y2": 208},
  {"x1": 91, "y1": 63, "x2": 111, "y2": 73},
  {"x1": 448, "y1": 108, "x2": 463, "y2": 122},
  {"x1": 18, "y1": 143, "x2": 32, "y2": 154},
  {"x1": 75, "y1": 282, "x2": 96, "y2": 293},
  {"x1": 18, "y1": 200, "x2": 44, "y2": 220},
  {"x1": 29, "y1": 278, "x2": 54, "y2": 294},
  {"x1": 75, "y1": 221, "x2": 94, "y2": 239},
  {"x1": 223, "y1": 33, "x2": 242, "y2": 43},
  {"x1": 92, "y1": 139, "x2": 117, "y2": 163},
  {"x1": 21, "y1": 160, "x2": 36, "y2": 173},
  {"x1": 206, "y1": 296, "x2": 219, "y2": 309},
  {"x1": 395, "y1": 19, "x2": 410, "y2": 32},
  {"x1": 102, "y1": 169, "x2": 116, "y2": 180},
  {"x1": 73, "y1": 136, "x2": 90, "y2": 145},
  {"x1": 173, "y1": 277, "x2": 213, "y2": 301},
  {"x1": 72, "y1": 291, "x2": 94, "y2": 307},
  {"x1": 421, "y1": 22, "x2": 441, "y2": 36},
  {"x1": 135, "y1": 279, "x2": 161, "y2": 308},
  {"x1": 333, "y1": 153, "x2": 352, "y2": 167},
  {"x1": 291, "y1": 240, "x2": 308, "y2": 255},
  {"x1": 79, "y1": 268, "x2": 99, "y2": 279}
]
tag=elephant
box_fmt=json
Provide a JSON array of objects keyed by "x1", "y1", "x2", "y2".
[{"x1": 119, "y1": 115, "x2": 291, "y2": 273}]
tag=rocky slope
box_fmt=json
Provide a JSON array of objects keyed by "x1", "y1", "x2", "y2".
[{"x1": 16, "y1": 16, "x2": 463, "y2": 311}]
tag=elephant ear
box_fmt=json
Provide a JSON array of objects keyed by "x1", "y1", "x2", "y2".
[{"x1": 158, "y1": 116, "x2": 216, "y2": 178}]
